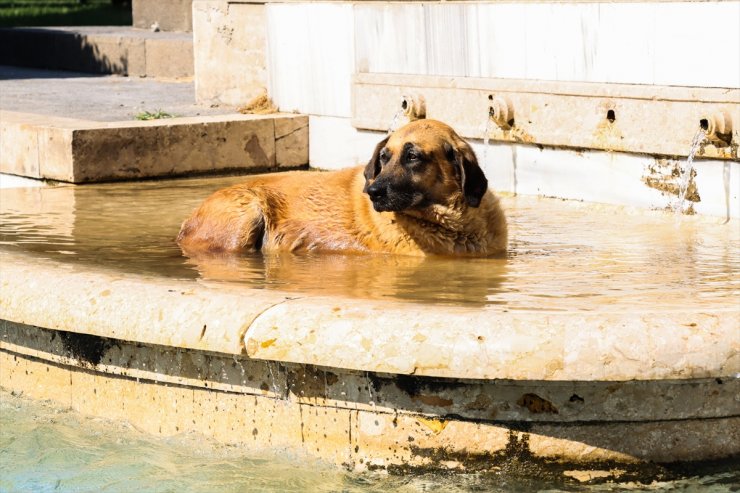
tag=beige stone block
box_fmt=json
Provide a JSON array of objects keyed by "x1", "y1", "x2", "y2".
[
  {"x1": 134, "y1": 0, "x2": 193, "y2": 32},
  {"x1": 0, "y1": 350, "x2": 72, "y2": 407},
  {"x1": 352, "y1": 73, "x2": 740, "y2": 161},
  {"x1": 84, "y1": 34, "x2": 146, "y2": 76},
  {"x1": 0, "y1": 121, "x2": 40, "y2": 177},
  {"x1": 193, "y1": 1, "x2": 267, "y2": 105},
  {"x1": 275, "y1": 115, "x2": 309, "y2": 168},
  {"x1": 353, "y1": 410, "x2": 512, "y2": 471},
  {"x1": 145, "y1": 38, "x2": 194, "y2": 79},
  {"x1": 71, "y1": 116, "x2": 276, "y2": 181},
  {"x1": 37, "y1": 126, "x2": 74, "y2": 182}
]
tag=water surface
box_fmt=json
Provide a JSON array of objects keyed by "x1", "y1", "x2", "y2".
[
  {"x1": 1, "y1": 176, "x2": 738, "y2": 311},
  {"x1": 2, "y1": 391, "x2": 738, "y2": 493}
]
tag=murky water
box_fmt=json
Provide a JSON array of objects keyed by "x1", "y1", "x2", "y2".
[
  {"x1": 2, "y1": 391, "x2": 738, "y2": 493},
  {"x1": 0, "y1": 175, "x2": 738, "y2": 311}
]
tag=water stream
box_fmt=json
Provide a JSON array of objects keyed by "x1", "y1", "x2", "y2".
[
  {"x1": 387, "y1": 109, "x2": 407, "y2": 134},
  {"x1": 481, "y1": 109, "x2": 496, "y2": 172},
  {"x1": 674, "y1": 128, "x2": 707, "y2": 215}
]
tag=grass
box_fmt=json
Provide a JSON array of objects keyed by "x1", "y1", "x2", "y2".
[
  {"x1": 134, "y1": 109, "x2": 175, "y2": 121},
  {"x1": 0, "y1": 1, "x2": 131, "y2": 28}
]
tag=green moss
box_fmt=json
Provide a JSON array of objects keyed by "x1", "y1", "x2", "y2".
[{"x1": 0, "y1": 1, "x2": 131, "y2": 27}]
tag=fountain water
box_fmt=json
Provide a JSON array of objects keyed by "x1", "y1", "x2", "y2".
[
  {"x1": 387, "y1": 109, "x2": 406, "y2": 134},
  {"x1": 481, "y1": 106, "x2": 496, "y2": 167},
  {"x1": 674, "y1": 128, "x2": 706, "y2": 215}
]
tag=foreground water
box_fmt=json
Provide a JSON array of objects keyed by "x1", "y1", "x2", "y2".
[
  {"x1": 1, "y1": 391, "x2": 738, "y2": 493},
  {"x1": 0, "y1": 175, "x2": 738, "y2": 311}
]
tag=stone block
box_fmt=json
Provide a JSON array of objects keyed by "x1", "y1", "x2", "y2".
[
  {"x1": 38, "y1": 126, "x2": 75, "y2": 182},
  {"x1": 275, "y1": 115, "x2": 309, "y2": 168},
  {"x1": 71, "y1": 116, "x2": 276, "y2": 181},
  {"x1": 0, "y1": 111, "x2": 309, "y2": 183},
  {"x1": 0, "y1": 119, "x2": 40, "y2": 178},
  {"x1": 134, "y1": 0, "x2": 194, "y2": 32},
  {"x1": 193, "y1": 1, "x2": 267, "y2": 106},
  {"x1": 145, "y1": 38, "x2": 194, "y2": 79}
]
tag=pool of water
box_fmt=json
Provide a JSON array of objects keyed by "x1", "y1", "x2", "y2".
[
  {"x1": 1, "y1": 390, "x2": 738, "y2": 493},
  {"x1": 1, "y1": 175, "x2": 738, "y2": 310}
]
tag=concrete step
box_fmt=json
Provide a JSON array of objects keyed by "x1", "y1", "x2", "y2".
[
  {"x1": 0, "y1": 26, "x2": 193, "y2": 79},
  {"x1": 0, "y1": 66, "x2": 307, "y2": 183}
]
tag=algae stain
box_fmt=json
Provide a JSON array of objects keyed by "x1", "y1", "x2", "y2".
[
  {"x1": 416, "y1": 417, "x2": 448, "y2": 434},
  {"x1": 261, "y1": 338, "x2": 277, "y2": 349}
]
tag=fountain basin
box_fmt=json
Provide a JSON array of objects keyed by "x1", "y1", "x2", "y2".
[{"x1": 0, "y1": 177, "x2": 738, "y2": 480}]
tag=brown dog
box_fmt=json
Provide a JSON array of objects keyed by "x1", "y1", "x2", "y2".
[{"x1": 177, "y1": 119, "x2": 507, "y2": 256}]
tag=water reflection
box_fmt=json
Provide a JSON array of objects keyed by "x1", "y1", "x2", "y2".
[
  {"x1": 1, "y1": 175, "x2": 738, "y2": 311},
  {"x1": 183, "y1": 251, "x2": 508, "y2": 306}
]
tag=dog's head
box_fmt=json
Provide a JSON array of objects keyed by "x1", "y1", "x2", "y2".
[{"x1": 363, "y1": 119, "x2": 488, "y2": 213}]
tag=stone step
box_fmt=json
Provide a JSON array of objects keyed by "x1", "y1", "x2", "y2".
[
  {"x1": 0, "y1": 67, "x2": 307, "y2": 183},
  {"x1": 0, "y1": 26, "x2": 193, "y2": 79}
]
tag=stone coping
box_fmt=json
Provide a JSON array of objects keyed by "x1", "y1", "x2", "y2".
[
  {"x1": 0, "y1": 109, "x2": 308, "y2": 182},
  {"x1": 1, "y1": 250, "x2": 737, "y2": 382}
]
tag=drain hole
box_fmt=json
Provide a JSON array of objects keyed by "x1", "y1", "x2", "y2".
[
  {"x1": 699, "y1": 118, "x2": 709, "y2": 131},
  {"x1": 569, "y1": 394, "x2": 585, "y2": 403},
  {"x1": 606, "y1": 109, "x2": 616, "y2": 123}
]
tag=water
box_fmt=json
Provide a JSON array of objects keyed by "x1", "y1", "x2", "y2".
[
  {"x1": 481, "y1": 109, "x2": 496, "y2": 174},
  {"x1": 388, "y1": 109, "x2": 407, "y2": 133},
  {"x1": 674, "y1": 128, "x2": 707, "y2": 215},
  {"x1": 1, "y1": 178, "x2": 739, "y2": 491},
  {"x1": 0, "y1": 177, "x2": 738, "y2": 312},
  {"x1": 2, "y1": 391, "x2": 738, "y2": 493}
]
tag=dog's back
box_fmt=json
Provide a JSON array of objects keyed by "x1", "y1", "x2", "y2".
[
  {"x1": 177, "y1": 167, "x2": 369, "y2": 254},
  {"x1": 178, "y1": 120, "x2": 507, "y2": 257}
]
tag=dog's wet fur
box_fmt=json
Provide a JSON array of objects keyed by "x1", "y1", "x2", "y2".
[{"x1": 177, "y1": 119, "x2": 507, "y2": 256}]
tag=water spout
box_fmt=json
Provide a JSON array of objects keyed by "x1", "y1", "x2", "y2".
[
  {"x1": 488, "y1": 95, "x2": 514, "y2": 130},
  {"x1": 700, "y1": 110, "x2": 734, "y2": 146},
  {"x1": 675, "y1": 127, "x2": 707, "y2": 215},
  {"x1": 388, "y1": 94, "x2": 426, "y2": 133}
]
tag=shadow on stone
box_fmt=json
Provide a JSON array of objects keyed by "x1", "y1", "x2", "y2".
[{"x1": 0, "y1": 28, "x2": 128, "y2": 75}]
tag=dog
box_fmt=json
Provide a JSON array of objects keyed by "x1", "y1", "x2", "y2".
[{"x1": 177, "y1": 119, "x2": 507, "y2": 256}]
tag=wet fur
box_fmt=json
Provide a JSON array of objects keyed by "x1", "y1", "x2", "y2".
[{"x1": 177, "y1": 120, "x2": 507, "y2": 256}]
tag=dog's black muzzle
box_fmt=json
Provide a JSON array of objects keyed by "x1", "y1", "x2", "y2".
[{"x1": 366, "y1": 179, "x2": 417, "y2": 213}]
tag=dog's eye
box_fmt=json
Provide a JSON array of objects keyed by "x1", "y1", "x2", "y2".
[{"x1": 407, "y1": 151, "x2": 419, "y2": 161}]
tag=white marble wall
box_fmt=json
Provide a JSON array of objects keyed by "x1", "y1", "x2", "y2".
[
  {"x1": 355, "y1": 2, "x2": 740, "y2": 88},
  {"x1": 266, "y1": 2, "x2": 740, "y2": 115},
  {"x1": 266, "y1": 3, "x2": 354, "y2": 117}
]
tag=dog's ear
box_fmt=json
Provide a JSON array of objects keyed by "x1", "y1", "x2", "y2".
[
  {"x1": 447, "y1": 140, "x2": 488, "y2": 208},
  {"x1": 363, "y1": 136, "x2": 389, "y2": 192}
]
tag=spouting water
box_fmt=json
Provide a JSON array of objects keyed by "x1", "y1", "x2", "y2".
[
  {"x1": 675, "y1": 128, "x2": 706, "y2": 215},
  {"x1": 387, "y1": 109, "x2": 406, "y2": 134},
  {"x1": 481, "y1": 107, "x2": 496, "y2": 170}
]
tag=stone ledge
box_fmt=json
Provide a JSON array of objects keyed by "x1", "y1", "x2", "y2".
[
  {"x1": 0, "y1": 110, "x2": 308, "y2": 183},
  {"x1": 0, "y1": 27, "x2": 194, "y2": 78},
  {"x1": 1, "y1": 251, "x2": 737, "y2": 382}
]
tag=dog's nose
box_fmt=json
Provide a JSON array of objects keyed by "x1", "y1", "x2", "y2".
[{"x1": 366, "y1": 182, "x2": 386, "y2": 200}]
